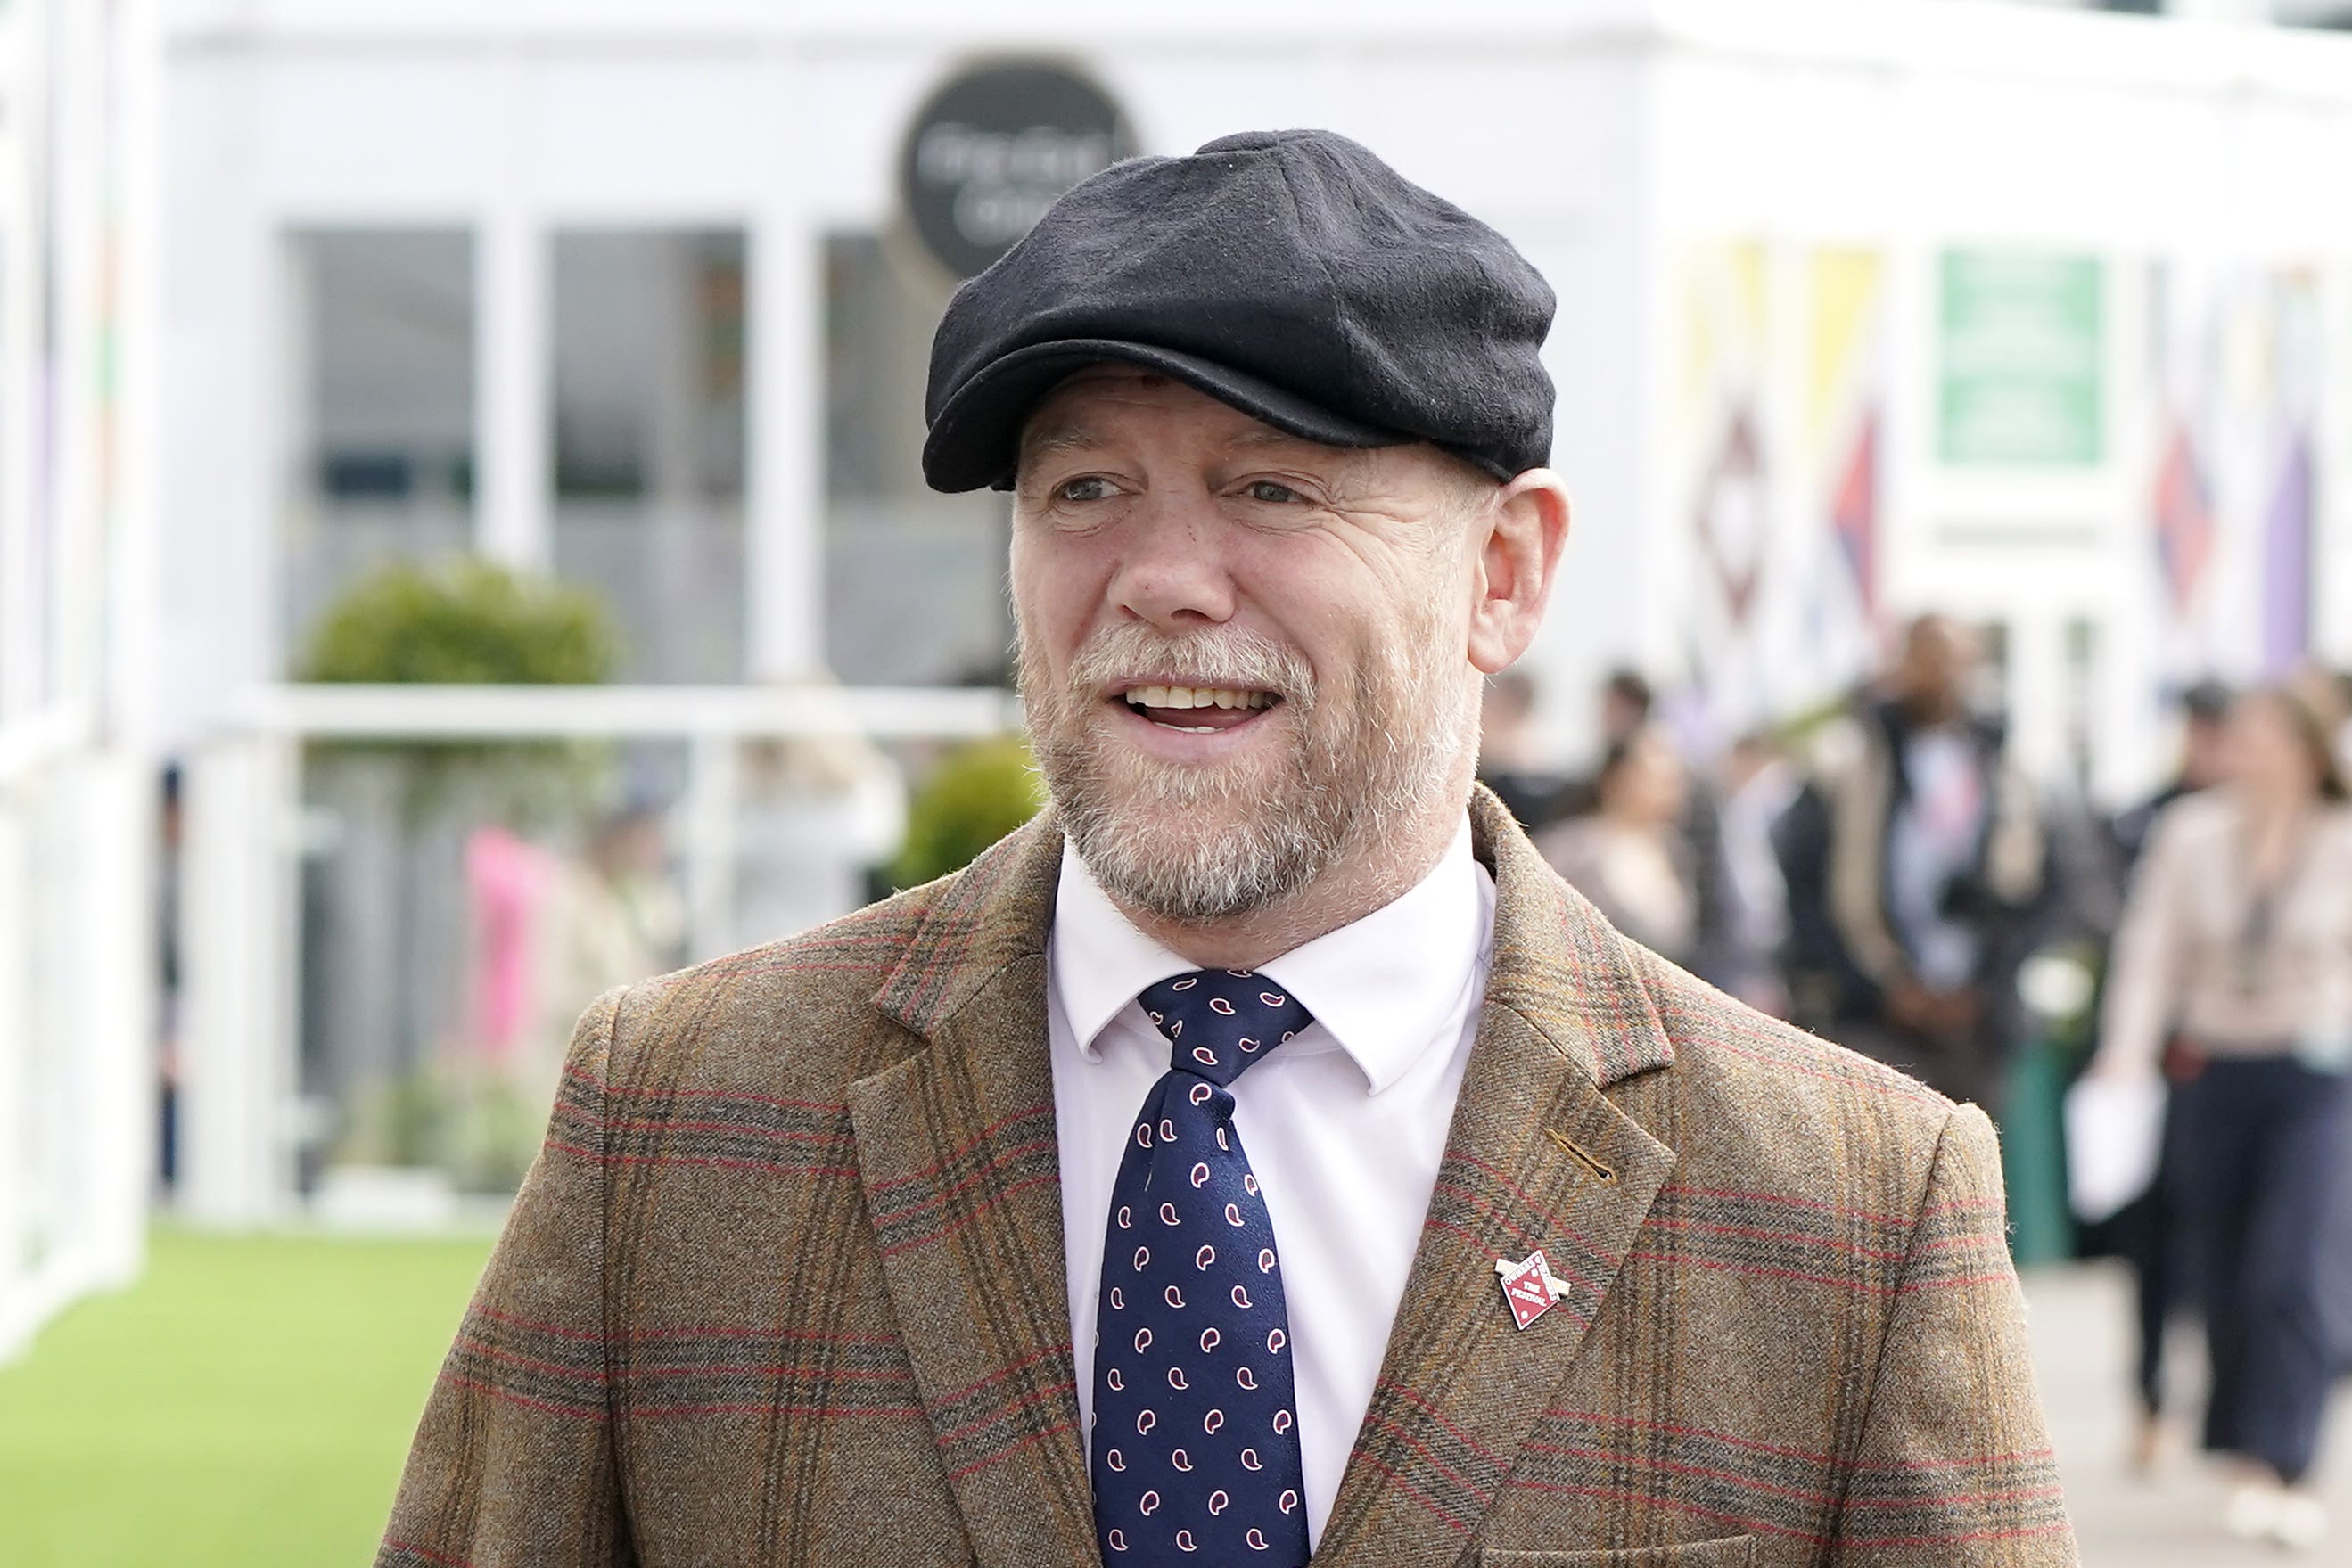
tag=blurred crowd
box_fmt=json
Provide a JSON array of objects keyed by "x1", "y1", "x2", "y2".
[{"x1": 1483, "y1": 617, "x2": 2352, "y2": 1549}]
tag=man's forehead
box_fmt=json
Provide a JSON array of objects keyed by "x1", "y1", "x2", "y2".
[{"x1": 1017, "y1": 368, "x2": 1351, "y2": 465}]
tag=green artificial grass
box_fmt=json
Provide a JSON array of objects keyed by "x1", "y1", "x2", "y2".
[{"x1": 0, "y1": 1227, "x2": 495, "y2": 1567}]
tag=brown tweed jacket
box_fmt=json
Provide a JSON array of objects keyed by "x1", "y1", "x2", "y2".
[{"x1": 380, "y1": 790, "x2": 2076, "y2": 1567}]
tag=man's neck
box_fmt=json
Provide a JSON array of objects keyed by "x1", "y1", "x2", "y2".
[{"x1": 1103, "y1": 801, "x2": 1468, "y2": 972}]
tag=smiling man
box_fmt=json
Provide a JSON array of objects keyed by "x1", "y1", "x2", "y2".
[{"x1": 381, "y1": 131, "x2": 2075, "y2": 1568}]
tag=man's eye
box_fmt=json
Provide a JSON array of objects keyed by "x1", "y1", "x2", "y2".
[
  {"x1": 1245, "y1": 480, "x2": 1300, "y2": 505},
  {"x1": 1056, "y1": 476, "x2": 1114, "y2": 503}
]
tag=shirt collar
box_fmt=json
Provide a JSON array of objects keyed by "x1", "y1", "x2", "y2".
[{"x1": 1049, "y1": 816, "x2": 1487, "y2": 1096}]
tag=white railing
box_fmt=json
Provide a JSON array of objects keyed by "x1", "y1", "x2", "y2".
[
  {"x1": 225, "y1": 682, "x2": 1018, "y2": 741},
  {"x1": 0, "y1": 703, "x2": 95, "y2": 785},
  {"x1": 178, "y1": 683, "x2": 1024, "y2": 1227},
  {"x1": 0, "y1": 705, "x2": 150, "y2": 1363}
]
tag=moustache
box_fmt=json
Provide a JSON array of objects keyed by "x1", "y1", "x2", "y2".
[{"x1": 1059, "y1": 624, "x2": 1315, "y2": 709}]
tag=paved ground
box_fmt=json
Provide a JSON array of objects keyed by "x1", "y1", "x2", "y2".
[{"x1": 2025, "y1": 1261, "x2": 2352, "y2": 1564}]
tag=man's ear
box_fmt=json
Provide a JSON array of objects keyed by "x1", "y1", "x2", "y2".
[{"x1": 1466, "y1": 469, "x2": 1572, "y2": 675}]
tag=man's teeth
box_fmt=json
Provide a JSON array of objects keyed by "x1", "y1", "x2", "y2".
[{"x1": 1123, "y1": 686, "x2": 1276, "y2": 711}]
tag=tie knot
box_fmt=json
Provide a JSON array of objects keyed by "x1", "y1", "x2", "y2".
[{"x1": 1136, "y1": 969, "x2": 1314, "y2": 1087}]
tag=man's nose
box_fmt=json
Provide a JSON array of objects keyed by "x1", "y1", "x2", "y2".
[{"x1": 1107, "y1": 496, "x2": 1236, "y2": 630}]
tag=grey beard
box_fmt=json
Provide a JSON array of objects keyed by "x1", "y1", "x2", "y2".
[
  {"x1": 1020, "y1": 619, "x2": 1465, "y2": 926},
  {"x1": 1049, "y1": 737, "x2": 1342, "y2": 924}
]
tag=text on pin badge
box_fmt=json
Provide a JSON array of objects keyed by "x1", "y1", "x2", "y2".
[{"x1": 1494, "y1": 1249, "x2": 1571, "y2": 1330}]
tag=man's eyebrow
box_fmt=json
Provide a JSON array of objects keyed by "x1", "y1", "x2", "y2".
[
  {"x1": 1224, "y1": 427, "x2": 1370, "y2": 472},
  {"x1": 1017, "y1": 421, "x2": 1105, "y2": 464},
  {"x1": 1227, "y1": 427, "x2": 1315, "y2": 450}
]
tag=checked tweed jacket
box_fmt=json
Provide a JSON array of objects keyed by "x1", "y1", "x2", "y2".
[{"x1": 380, "y1": 789, "x2": 2077, "y2": 1568}]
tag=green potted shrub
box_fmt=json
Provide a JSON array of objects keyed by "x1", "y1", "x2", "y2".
[{"x1": 890, "y1": 736, "x2": 1047, "y2": 890}]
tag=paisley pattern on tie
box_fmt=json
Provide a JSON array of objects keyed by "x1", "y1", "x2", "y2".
[{"x1": 1092, "y1": 969, "x2": 1314, "y2": 1566}]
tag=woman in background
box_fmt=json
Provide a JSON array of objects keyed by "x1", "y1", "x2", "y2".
[
  {"x1": 2092, "y1": 681, "x2": 2352, "y2": 1552},
  {"x1": 1539, "y1": 726, "x2": 1700, "y2": 966}
]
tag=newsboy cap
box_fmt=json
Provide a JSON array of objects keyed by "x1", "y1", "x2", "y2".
[{"x1": 921, "y1": 128, "x2": 1556, "y2": 493}]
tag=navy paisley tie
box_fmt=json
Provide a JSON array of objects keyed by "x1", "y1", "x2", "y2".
[{"x1": 1091, "y1": 969, "x2": 1314, "y2": 1566}]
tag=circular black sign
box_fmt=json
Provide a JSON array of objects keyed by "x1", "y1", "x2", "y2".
[{"x1": 900, "y1": 62, "x2": 1135, "y2": 281}]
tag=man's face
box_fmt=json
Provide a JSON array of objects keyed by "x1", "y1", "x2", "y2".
[
  {"x1": 1605, "y1": 729, "x2": 1688, "y2": 828},
  {"x1": 1010, "y1": 368, "x2": 1485, "y2": 925},
  {"x1": 1600, "y1": 689, "x2": 1646, "y2": 744},
  {"x1": 1895, "y1": 616, "x2": 1978, "y2": 720},
  {"x1": 2180, "y1": 714, "x2": 2232, "y2": 789}
]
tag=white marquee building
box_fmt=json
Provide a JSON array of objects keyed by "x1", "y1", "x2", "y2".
[
  {"x1": 151, "y1": 0, "x2": 2352, "y2": 770},
  {"x1": 7, "y1": 0, "x2": 2352, "y2": 1350}
]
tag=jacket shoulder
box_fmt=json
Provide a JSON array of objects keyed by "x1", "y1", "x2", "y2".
[
  {"x1": 2145, "y1": 787, "x2": 2235, "y2": 847},
  {"x1": 2126, "y1": 791, "x2": 2241, "y2": 886}
]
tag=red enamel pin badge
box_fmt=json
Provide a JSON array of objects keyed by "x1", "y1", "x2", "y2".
[{"x1": 1493, "y1": 1249, "x2": 1573, "y2": 1331}]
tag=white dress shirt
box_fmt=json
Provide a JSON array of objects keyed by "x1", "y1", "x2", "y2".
[{"x1": 1047, "y1": 817, "x2": 1495, "y2": 1548}]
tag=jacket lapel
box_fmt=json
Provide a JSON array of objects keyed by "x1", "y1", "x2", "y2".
[
  {"x1": 846, "y1": 816, "x2": 1103, "y2": 1568},
  {"x1": 1312, "y1": 792, "x2": 1679, "y2": 1566}
]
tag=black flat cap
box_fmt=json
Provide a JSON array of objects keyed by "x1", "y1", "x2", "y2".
[{"x1": 922, "y1": 128, "x2": 1556, "y2": 493}]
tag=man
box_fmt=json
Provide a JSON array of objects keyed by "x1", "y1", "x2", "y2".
[
  {"x1": 1778, "y1": 616, "x2": 2057, "y2": 1113},
  {"x1": 381, "y1": 131, "x2": 2073, "y2": 1567}
]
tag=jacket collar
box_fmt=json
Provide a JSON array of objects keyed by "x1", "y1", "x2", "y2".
[
  {"x1": 870, "y1": 803, "x2": 1067, "y2": 1041},
  {"x1": 874, "y1": 787, "x2": 1675, "y2": 1092},
  {"x1": 1470, "y1": 785, "x2": 1678, "y2": 1088}
]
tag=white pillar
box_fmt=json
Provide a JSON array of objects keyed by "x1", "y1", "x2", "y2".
[
  {"x1": 111, "y1": 0, "x2": 162, "y2": 759},
  {"x1": 746, "y1": 209, "x2": 825, "y2": 680},
  {"x1": 0, "y1": 4, "x2": 45, "y2": 722},
  {"x1": 179, "y1": 735, "x2": 300, "y2": 1224},
  {"x1": 48, "y1": 0, "x2": 154, "y2": 1287},
  {"x1": 476, "y1": 209, "x2": 551, "y2": 574},
  {"x1": 2317, "y1": 264, "x2": 2352, "y2": 675},
  {"x1": 70, "y1": 758, "x2": 153, "y2": 1285},
  {"x1": 0, "y1": 793, "x2": 29, "y2": 1356},
  {"x1": 684, "y1": 725, "x2": 741, "y2": 962}
]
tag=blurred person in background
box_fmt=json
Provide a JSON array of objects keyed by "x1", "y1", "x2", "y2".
[
  {"x1": 2090, "y1": 681, "x2": 2352, "y2": 1551},
  {"x1": 1600, "y1": 666, "x2": 1654, "y2": 751},
  {"x1": 2083, "y1": 676, "x2": 2232, "y2": 1471},
  {"x1": 1777, "y1": 613, "x2": 2057, "y2": 1112},
  {"x1": 1538, "y1": 726, "x2": 1700, "y2": 967},
  {"x1": 455, "y1": 797, "x2": 688, "y2": 1186},
  {"x1": 2323, "y1": 663, "x2": 2352, "y2": 1389},
  {"x1": 1554, "y1": 665, "x2": 1653, "y2": 819},
  {"x1": 730, "y1": 721, "x2": 906, "y2": 946},
  {"x1": 529, "y1": 798, "x2": 687, "y2": 1100},
  {"x1": 2111, "y1": 677, "x2": 2234, "y2": 866},
  {"x1": 1476, "y1": 667, "x2": 1569, "y2": 831},
  {"x1": 1552, "y1": 667, "x2": 1747, "y2": 993},
  {"x1": 571, "y1": 798, "x2": 688, "y2": 970},
  {"x1": 1713, "y1": 729, "x2": 1798, "y2": 1016}
]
